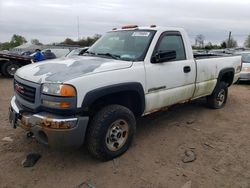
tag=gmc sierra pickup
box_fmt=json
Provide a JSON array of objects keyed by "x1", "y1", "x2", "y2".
[{"x1": 9, "y1": 25, "x2": 242, "y2": 160}]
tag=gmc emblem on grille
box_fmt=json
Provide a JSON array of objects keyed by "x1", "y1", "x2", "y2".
[{"x1": 15, "y1": 83, "x2": 24, "y2": 94}]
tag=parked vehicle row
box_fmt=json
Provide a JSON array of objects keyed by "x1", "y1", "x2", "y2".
[{"x1": 239, "y1": 52, "x2": 250, "y2": 81}]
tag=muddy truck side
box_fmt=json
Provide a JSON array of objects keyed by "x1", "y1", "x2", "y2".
[{"x1": 9, "y1": 26, "x2": 241, "y2": 160}]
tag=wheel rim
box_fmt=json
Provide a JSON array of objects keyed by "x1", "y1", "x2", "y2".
[
  {"x1": 216, "y1": 89, "x2": 225, "y2": 106},
  {"x1": 105, "y1": 119, "x2": 129, "y2": 151},
  {"x1": 7, "y1": 64, "x2": 19, "y2": 76}
]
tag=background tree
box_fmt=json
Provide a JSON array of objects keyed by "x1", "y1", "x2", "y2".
[
  {"x1": 220, "y1": 41, "x2": 227, "y2": 48},
  {"x1": 62, "y1": 38, "x2": 75, "y2": 45},
  {"x1": 224, "y1": 37, "x2": 238, "y2": 48},
  {"x1": 0, "y1": 42, "x2": 12, "y2": 50},
  {"x1": 10, "y1": 34, "x2": 27, "y2": 46},
  {"x1": 61, "y1": 34, "x2": 101, "y2": 47},
  {"x1": 31, "y1": 39, "x2": 43, "y2": 45},
  {"x1": 0, "y1": 34, "x2": 27, "y2": 50},
  {"x1": 204, "y1": 42, "x2": 213, "y2": 50},
  {"x1": 244, "y1": 35, "x2": 250, "y2": 48},
  {"x1": 195, "y1": 34, "x2": 205, "y2": 48},
  {"x1": 204, "y1": 42, "x2": 221, "y2": 50}
]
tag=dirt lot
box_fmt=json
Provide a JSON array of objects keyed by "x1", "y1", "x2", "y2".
[{"x1": 0, "y1": 77, "x2": 250, "y2": 188}]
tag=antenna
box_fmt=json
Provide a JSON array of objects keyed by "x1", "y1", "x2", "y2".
[
  {"x1": 77, "y1": 16, "x2": 80, "y2": 41},
  {"x1": 227, "y1": 31, "x2": 232, "y2": 48}
]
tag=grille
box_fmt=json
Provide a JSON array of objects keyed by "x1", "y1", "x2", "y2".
[{"x1": 14, "y1": 79, "x2": 36, "y2": 103}]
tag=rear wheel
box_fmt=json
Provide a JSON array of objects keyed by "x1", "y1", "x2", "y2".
[
  {"x1": 207, "y1": 82, "x2": 228, "y2": 109},
  {"x1": 1, "y1": 61, "x2": 20, "y2": 78},
  {"x1": 86, "y1": 105, "x2": 136, "y2": 161}
]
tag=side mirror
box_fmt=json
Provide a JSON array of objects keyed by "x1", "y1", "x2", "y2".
[{"x1": 151, "y1": 50, "x2": 176, "y2": 63}]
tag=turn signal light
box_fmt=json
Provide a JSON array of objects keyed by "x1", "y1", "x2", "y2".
[
  {"x1": 59, "y1": 102, "x2": 71, "y2": 108},
  {"x1": 60, "y1": 85, "x2": 76, "y2": 97},
  {"x1": 42, "y1": 100, "x2": 71, "y2": 109}
]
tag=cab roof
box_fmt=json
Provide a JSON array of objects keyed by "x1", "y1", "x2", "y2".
[{"x1": 111, "y1": 25, "x2": 184, "y2": 33}]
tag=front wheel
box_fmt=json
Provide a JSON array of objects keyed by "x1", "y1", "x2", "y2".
[
  {"x1": 207, "y1": 82, "x2": 228, "y2": 109},
  {"x1": 86, "y1": 105, "x2": 136, "y2": 161}
]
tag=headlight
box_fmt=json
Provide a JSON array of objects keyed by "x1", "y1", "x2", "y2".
[{"x1": 42, "y1": 83, "x2": 76, "y2": 97}]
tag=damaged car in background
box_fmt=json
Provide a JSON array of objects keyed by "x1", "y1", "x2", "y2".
[{"x1": 0, "y1": 48, "x2": 72, "y2": 77}]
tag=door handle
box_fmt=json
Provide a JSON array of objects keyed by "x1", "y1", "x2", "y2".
[{"x1": 183, "y1": 66, "x2": 191, "y2": 73}]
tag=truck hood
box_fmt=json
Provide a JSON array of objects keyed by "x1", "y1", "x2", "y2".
[{"x1": 16, "y1": 56, "x2": 133, "y2": 83}]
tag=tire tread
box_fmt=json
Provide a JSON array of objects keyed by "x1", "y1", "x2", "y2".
[{"x1": 86, "y1": 104, "x2": 136, "y2": 161}]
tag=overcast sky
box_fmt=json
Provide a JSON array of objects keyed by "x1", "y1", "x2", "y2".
[{"x1": 0, "y1": 0, "x2": 250, "y2": 45}]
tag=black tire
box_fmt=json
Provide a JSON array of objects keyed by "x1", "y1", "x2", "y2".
[
  {"x1": 1, "y1": 61, "x2": 20, "y2": 78},
  {"x1": 207, "y1": 82, "x2": 228, "y2": 109},
  {"x1": 86, "y1": 105, "x2": 136, "y2": 161}
]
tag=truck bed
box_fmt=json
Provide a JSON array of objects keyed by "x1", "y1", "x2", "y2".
[
  {"x1": 0, "y1": 52, "x2": 32, "y2": 64},
  {"x1": 194, "y1": 53, "x2": 233, "y2": 59}
]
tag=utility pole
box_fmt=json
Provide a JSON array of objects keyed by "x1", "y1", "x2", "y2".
[
  {"x1": 77, "y1": 16, "x2": 80, "y2": 41},
  {"x1": 228, "y1": 31, "x2": 232, "y2": 48}
]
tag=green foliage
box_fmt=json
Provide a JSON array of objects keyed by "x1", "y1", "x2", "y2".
[
  {"x1": 0, "y1": 42, "x2": 13, "y2": 50},
  {"x1": 194, "y1": 39, "x2": 237, "y2": 50},
  {"x1": 61, "y1": 34, "x2": 101, "y2": 47},
  {"x1": 193, "y1": 42, "x2": 221, "y2": 50},
  {"x1": 220, "y1": 41, "x2": 227, "y2": 48},
  {"x1": 244, "y1": 35, "x2": 250, "y2": 48},
  {"x1": 0, "y1": 34, "x2": 27, "y2": 50},
  {"x1": 204, "y1": 42, "x2": 221, "y2": 50},
  {"x1": 10, "y1": 34, "x2": 27, "y2": 46},
  {"x1": 62, "y1": 38, "x2": 75, "y2": 45},
  {"x1": 0, "y1": 33, "x2": 100, "y2": 51}
]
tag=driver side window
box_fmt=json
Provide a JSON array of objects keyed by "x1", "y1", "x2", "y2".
[{"x1": 157, "y1": 34, "x2": 186, "y2": 61}]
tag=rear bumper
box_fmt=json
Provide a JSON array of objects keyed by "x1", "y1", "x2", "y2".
[{"x1": 9, "y1": 96, "x2": 89, "y2": 149}]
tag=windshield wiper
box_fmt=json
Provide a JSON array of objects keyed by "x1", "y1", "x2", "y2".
[
  {"x1": 83, "y1": 51, "x2": 96, "y2": 55},
  {"x1": 96, "y1": 53, "x2": 121, "y2": 60}
]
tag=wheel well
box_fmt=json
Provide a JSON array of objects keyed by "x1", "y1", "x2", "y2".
[
  {"x1": 220, "y1": 71, "x2": 234, "y2": 86},
  {"x1": 88, "y1": 91, "x2": 143, "y2": 118}
]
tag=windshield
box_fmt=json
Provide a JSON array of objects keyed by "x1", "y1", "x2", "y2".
[
  {"x1": 242, "y1": 53, "x2": 250, "y2": 63},
  {"x1": 86, "y1": 30, "x2": 156, "y2": 61}
]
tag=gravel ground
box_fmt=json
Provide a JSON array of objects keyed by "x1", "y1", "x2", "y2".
[{"x1": 0, "y1": 77, "x2": 250, "y2": 188}]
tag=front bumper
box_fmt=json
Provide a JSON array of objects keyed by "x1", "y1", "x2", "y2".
[
  {"x1": 239, "y1": 71, "x2": 250, "y2": 81},
  {"x1": 9, "y1": 96, "x2": 89, "y2": 149}
]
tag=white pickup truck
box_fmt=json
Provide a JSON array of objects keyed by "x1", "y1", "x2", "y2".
[{"x1": 9, "y1": 25, "x2": 241, "y2": 160}]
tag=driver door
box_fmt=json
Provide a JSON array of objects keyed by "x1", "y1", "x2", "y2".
[{"x1": 144, "y1": 31, "x2": 196, "y2": 113}]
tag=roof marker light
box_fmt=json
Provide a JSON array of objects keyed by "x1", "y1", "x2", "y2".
[{"x1": 122, "y1": 25, "x2": 138, "y2": 29}]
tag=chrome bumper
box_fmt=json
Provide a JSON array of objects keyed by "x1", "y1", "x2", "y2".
[
  {"x1": 239, "y1": 71, "x2": 250, "y2": 80},
  {"x1": 9, "y1": 96, "x2": 89, "y2": 149}
]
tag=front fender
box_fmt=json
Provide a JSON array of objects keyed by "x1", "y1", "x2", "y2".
[{"x1": 81, "y1": 82, "x2": 145, "y2": 115}]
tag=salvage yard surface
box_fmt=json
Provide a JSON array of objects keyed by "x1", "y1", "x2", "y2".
[{"x1": 0, "y1": 77, "x2": 250, "y2": 188}]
